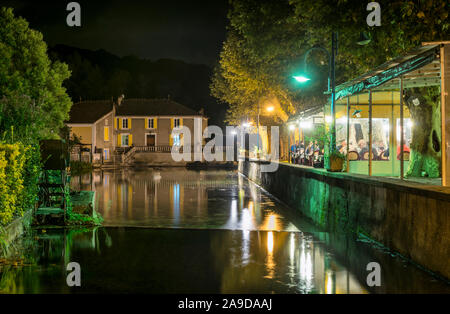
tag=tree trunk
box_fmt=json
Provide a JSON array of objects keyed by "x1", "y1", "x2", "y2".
[{"x1": 405, "y1": 87, "x2": 441, "y2": 178}]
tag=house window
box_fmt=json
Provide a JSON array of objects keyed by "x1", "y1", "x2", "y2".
[
  {"x1": 122, "y1": 118, "x2": 128, "y2": 129},
  {"x1": 174, "y1": 118, "x2": 181, "y2": 128},
  {"x1": 105, "y1": 119, "x2": 109, "y2": 126},
  {"x1": 148, "y1": 118, "x2": 154, "y2": 129},
  {"x1": 121, "y1": 134, "x2": 129, "y2": 147},
  {"x1": 104, "y1": 126, "x2": 110, "y2": 141}
]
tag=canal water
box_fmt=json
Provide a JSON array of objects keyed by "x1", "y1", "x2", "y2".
[{"x1": 1, "y1": 168, "x2": 449, "y2": 293}]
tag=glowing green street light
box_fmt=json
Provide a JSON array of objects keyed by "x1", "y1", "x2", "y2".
[{"x1": 293, "y1": 75, "x2": 311, "y2": 83}]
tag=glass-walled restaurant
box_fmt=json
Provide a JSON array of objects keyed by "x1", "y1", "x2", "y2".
[
  {"x1": 332, "y1": 91, "x2": 411, "y2": 177},
  {"x1": 288, "y1": 42, "x2": 450, "y2": 186}
]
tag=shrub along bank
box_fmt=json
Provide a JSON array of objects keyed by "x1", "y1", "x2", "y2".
[{"x1": 0, "y1": 142, "x2": 40, "y2": 226}]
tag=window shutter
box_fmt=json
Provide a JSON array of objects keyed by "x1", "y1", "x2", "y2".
[
  {"x1": 129, "y1": 134, "x2": 133, "y2": 146},
  {"x1": 128, "y1": 118, "x2": 132, "y2": 129},
  {"x1": 104, "y1": 127, "x2": 109, "y2": 141},
  {"x1": 170, "y1": 118, "x2": 174, "y2": 129},
  {"x1": 119, "y1": 118, "x2": 122, "y2": 130},
  {"x1": 117, "y1": 134, "x2": 121, "y2": 146},
  {"x1": 180, "y1": 118, "x2": 183, "y2": 127},
  {"x1": 154, "y1": 118, "x2": 157, "y2": 129},
  {"x1": 114, "y1": 118, "x2": 117, "y2": 129},
  {"x1": 169, "y1": 134, "x2": 173, "y2": 146}
]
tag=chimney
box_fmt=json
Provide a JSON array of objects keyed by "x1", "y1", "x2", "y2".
[{"x1": 118, "y1": 94, "x2": 125, "y2": 106}]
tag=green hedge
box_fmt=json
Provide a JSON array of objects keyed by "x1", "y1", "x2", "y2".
[{"x1": 0, "y1": 142, "x2": 40, "y2": 225}]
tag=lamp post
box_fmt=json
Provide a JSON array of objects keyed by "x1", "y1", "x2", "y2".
[{"x1": 294, "y1": 32, "x2": 338, "y2": 156}]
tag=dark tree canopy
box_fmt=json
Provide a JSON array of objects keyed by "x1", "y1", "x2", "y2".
[
  {"x1": 211, "y1": 0, "x2": 449, "y2": 125},
  {"x1": 0, "y1": 7, "x2": 72, "y2": 139}
]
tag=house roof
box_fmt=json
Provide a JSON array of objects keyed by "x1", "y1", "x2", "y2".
[
  {"x1": 67, "y1": 98, "x2": 204, "y2": 124},
  {"x1": 115, "y1": 98, "x2": 201, "y2": 117},
  {"x1": 67, "y1": 100, "x2": 113, "y2": 124}
]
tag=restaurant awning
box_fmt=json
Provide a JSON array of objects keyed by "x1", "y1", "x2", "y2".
[{"x1": 331, "y1": 43, "x2": 443, "y2": 100}]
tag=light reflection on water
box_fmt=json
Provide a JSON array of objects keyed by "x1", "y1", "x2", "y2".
[
  {"x1": 71, "y1": 169, "x2": 299, "y2": 231},
  {"x1": 1, "y1": 169, "x2": 448, "y2": 294},
  {"x1": 0, "y1": 227, "x2": 366, "y2": 294}
]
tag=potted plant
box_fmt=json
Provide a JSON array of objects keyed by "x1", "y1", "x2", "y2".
[{"x1": 328, "y1": 150, "x2": 345, "y2": 172}]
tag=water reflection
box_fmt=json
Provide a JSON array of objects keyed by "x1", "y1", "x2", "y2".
[
  {"x1": 1, "y1": 228, "x2": 369, "y2": 294},
  {"x1": 71, "y1": 169, "x2": 299, "y2": 231},
  {"x1": 2, "y1": 169, "x2": 446, "y2": 294}
]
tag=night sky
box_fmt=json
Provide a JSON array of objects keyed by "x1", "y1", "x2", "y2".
[{"x1": 2, "y1": 0, "x2": 229, "y2": 65}]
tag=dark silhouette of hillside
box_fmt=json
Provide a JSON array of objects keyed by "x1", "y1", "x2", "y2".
[{"x1": 49, "y1": 44, "x2": 226, "y2": 127}]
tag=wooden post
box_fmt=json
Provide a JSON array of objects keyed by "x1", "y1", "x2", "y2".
[
  {"x1": 288, "y1": 128, "x2": 291, "y2": 163},
  {"x1": 368, "y1": 90, "x2": 373, "y2": 176},
  {"x1": 400, "y1": 77, "x2": 404, "y2": 180},
  {"x1": 346, "y1": 96, "x2": 350, "y2": 173},
  {"x1": 441, "y1": 44, "x2": 450, "y2": 186}
]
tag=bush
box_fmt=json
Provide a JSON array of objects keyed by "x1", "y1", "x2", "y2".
[
  {"x1": 0, "y1": 143, "x2": 25, "y2": 225},
  {"x1": 0, "y1": 142, "x2": 40, "y2": 226}
]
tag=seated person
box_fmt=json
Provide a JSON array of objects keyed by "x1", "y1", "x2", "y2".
[
  {"x1": 396, "y1": 143, "x2": 410, "y2": 160},
  {"x1": 358, "y1": 139, "x2": 377, "y2": 160},
  {"x1": 290, "y1": 141, "x2": 298, "y2": 163},
  {"x1": 373, "y1": 140, "x2": 384, "y2": 160},
  {"x1": 337, "y1": 139, "x2": 347, "y2": 155},
  {"x1": 305, "y1": 141, "x2": 314, "y2": 165}
]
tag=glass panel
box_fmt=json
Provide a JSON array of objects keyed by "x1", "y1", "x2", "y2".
[{"x1": 396, "y1": 118, "x2": 412, "y2": 160}]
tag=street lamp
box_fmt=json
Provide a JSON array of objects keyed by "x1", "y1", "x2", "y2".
[
  {"x1": 293, "y1": 76, "x2": 311, "y2": 83},
  {"x1": 293, "y1": 32, "x2": 338, "y2": 156}
]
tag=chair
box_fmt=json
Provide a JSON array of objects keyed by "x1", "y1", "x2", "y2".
[
  {"x1": 402, "y1": 151, "x2": 410, "y2": 161},
  {"x1": 362, "y1": 151, "x2": 374, "y2": 160},
  {"x1": 348, "y1": 151, "x2": 359, "y2": 161}
]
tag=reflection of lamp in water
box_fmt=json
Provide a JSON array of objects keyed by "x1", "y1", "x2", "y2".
[
  {"x1": 265, "y1": 231, "x2": 276, "y2": 279},
  {"x1": 225, "y1": 199, "x2": 238, "y2": 229},
  {"x1": 290, "y1": 233, "x2": 295, "y2": 265},
  {"x1": 299, "y1": 241, "x2": 313, "y2": 292},
  {"x1": 325, "y1": 270, "x2": 334, "y2": 294},
  {"x1": 242, "y1": 230, "x2": 250, "y2": 265},
  {"x1": 231, "y1": 200, "x2": 237, "y2": 220},
  {"x1": 241, "y1": 208, "x2": 254, "y2": 230},
  {"x1": 267, "y1": 231, "x2": 274, "y2": 254},
  {"x1": 172, "y1": 184, "x2": 180, "y2": 224}
]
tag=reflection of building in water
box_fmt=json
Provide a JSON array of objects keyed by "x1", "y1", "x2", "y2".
[{"x1": 80, "y1": 169, "x2": 237, "y2": 225}]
